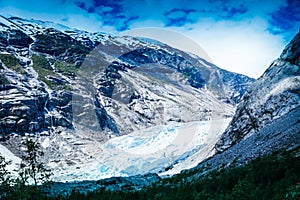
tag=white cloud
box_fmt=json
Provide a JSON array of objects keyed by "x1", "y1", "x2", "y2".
[
  {"x1": 58, "y1": 14, "x2": 105, "y2": 33},
  {"x1": 0, "y1": 0, "x2": 291, "y2": 78},
  {"x1": 181, "y1": 18, "x2": 286, "y2": 78},
  {"x1": 0, "y1": 1, "x2": 108, "y2": 33},
  {"x1": 120, "y1": 27, "x2": 212, "y2": 63},
  {"x1": 129, "y1": 19, "x2": 165, "y2": 29},
  {"x1": 125, "y1": 17, "x2": 286, "y2": 78}
]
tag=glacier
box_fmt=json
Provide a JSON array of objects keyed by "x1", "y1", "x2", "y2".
[
  {"x1": 0, "y1": 15, "x2": 253, "y2": 184},
  {"x1": 51, "y1": 118, "x2": 231, "y2": 182}
]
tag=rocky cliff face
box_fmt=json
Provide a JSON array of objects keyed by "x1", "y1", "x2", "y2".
[
  {"x1": 215, "y1": 30, "x2": 300, "y2": 152},
  {"x1": 0, "y1": 15, "x2": 254, "y2": 141}
]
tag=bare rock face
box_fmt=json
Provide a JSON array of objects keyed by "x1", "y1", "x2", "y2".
[
  {"x1": 0, "y1": 75, "x2": 75, "y2": 139},
  {"x1": 0, "y1": 15, "x2": 253, "y2": 141},
  {"x1": 0, "y1": 29, "x2": 33, "y2": 49},
  {"x1": 31, "y1": 28, "x2": 90, "y2": 65},
  {"x1": 215, "y1": 30, "x2": 300, "y2": 153},
  {"x1": 0, "y1": 84, "x2": 48, "y2": 139}
]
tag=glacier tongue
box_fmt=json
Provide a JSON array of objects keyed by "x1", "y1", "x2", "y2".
[{"x1": 52, "y1": 118, "x2": 231, "y2": 182}]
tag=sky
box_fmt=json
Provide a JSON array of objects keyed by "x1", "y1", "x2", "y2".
[{"x1": 0, "y1": 0, "x2": 299, "y2": 78}]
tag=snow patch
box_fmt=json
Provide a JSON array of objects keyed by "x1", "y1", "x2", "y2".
[
  {"x1": 41, "y1": 137, "x2": 51, "y2": 148},
  {"x1": 265, "y1": 76, "x2": 300, "y2": 101},
  {"x1": 0, "y1": 144, "x2": 21, "y2": 172}
]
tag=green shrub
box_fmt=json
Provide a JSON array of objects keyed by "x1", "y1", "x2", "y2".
[
  {"x1": 285, "y1": 183, "x2": 300, "y2": 200},
  {"x1": 54, "y1": 61, "x2": 78, "y2": 76},
  {"x1": 0, "y1": 53, "x2": 27, "y2": 74},
  {"x1": 0, "y1": 140, "x2": 53, "y2": 200},
  {"x1": 32, "y1": 55, "x2": 71, "y2": 90},
  {"x1": 0, "y1": 74, "x2": 9, "y2": 84},
  {"x1": 62, "y1": 149, "x2": 300, "y2": 200}
]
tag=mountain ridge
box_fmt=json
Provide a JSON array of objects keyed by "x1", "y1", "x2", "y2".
[
  {"x1": 0, "y1": 16, "x2": 299, "y2": 195},
  {"x1": 0, "y1": 15, "x2": 255, "y2": 181},
  {"x1": 0, "y1": 15, "x2": 253, "y2": 138}
]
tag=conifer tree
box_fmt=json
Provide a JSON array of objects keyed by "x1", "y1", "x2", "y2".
[
  {"x1": 18, "y1": 139, "x2": 52, "y2": 186},
  {"x1": 0, "y1": 155, "x2": 13, "y2": 198}
]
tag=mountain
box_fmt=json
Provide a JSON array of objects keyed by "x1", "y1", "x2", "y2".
[
  {"x1": 0, "y1": 15, "x2": 254, "y2": 181},
  {"x1": 215, "y1": 29, "x2": 300, "y2": 153},
  {"x1": 162, "y1": 30, "x2": 300, "y2": 195}
]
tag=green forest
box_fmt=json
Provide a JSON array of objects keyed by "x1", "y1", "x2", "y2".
[{"x1": 1, "y1": 144, "x2": 300, "y2": 200}]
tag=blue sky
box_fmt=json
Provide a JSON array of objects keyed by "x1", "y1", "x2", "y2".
[{"x1": 0, "y1": 0, "x2": 299, "y2": 78}]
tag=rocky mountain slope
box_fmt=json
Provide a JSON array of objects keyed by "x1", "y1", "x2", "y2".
[
  {"x1": 0, "y1": 15, "x2": 254, "y2": 180},
  {"x1": 215, "y1": 29, "x2": 300, "y2": 153},
  {"x1": 0, "y1": 15, "x2": 254, "y2": 138}
]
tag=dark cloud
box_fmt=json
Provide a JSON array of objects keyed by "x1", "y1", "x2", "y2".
[
  {"x1": 164, "y1": 8, "x2": 196, "y2": 27},
  {"x1": 163, "y1": 2, "x2": 248, "y2": 27},
  {"x1": 1, "y1": 0, "x2": 298, "y2": 33},
  {"x1": 268, "y1": 0, "x2": 300, "y2": 36},
  {"x1": 106, "y1": 15, "x2": 139, "y2": 31},
  {"x1": 222, "y1": 4, "x2": 248, "y2": 18},
  {"x1": 75, "y1": 0, "x2": 138, "y2": 31}
]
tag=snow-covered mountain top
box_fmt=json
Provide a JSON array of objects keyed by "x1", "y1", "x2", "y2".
[
  {"x1": 10, "y1": 16, "x2": 73, "y2": 32},
  {"x1": 1, "y1": 15, "x2": 111, "y2": 44},
  {"x1": 0, "y1": 15, "x2": 21, "y2": 31}
]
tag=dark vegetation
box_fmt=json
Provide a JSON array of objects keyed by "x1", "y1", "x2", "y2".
[
  {"x1": 31, "y1": 29, "x2": 90, "y2": 64},
  {"x1": 0, "y1": 53, "x2": 27, "y2": 74},
  {"x1": 0, "y1": 139, "x2": 52, "y2": 200},
  {"x1": 1, "y1": 146, "x2": 299, "y2": 199},
  {"x1": 32, "y1": 54, "x2": 71, "y2": 90},
  {"x1": 62, "y1": 149, "x2": 300, "y2": 200},
  {"x1": 0, "y1": 53, "x2": 74, "y2": 90},
  {"x1": 32, "y1": 54, "x2": 56, "y2": 89},
  {"x1": 53, "y1": 60, "x2": 78, "y2": 77},
  {"x1": 0, "y1": 74, "x2": 9, "y2": 85}
]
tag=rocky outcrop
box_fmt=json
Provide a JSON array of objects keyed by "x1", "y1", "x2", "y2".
[
  {"x1": 32, "y1": 28, "x2": 91, "y2": 65},
  {"x1": 0, "y1": 15, "x2": 253, "y2": 140},
  {"x1": 45, "y1": 91, "x2": 73, "y2": 128},
  {"x1": 0, "y1": 29, "x2": 33, "y2": 49},
  {"x1": 215, "y1": 30, "x2": 300, "y2": 153},
  {"x1": 0, "y1": 84, "x2": 48, "y2": 139},
  {"x1": 192, "y1": 106, "x2": 300, "y2": 178},
  {"x1": 98, "y1": 41, "x2": 254, "y2": 102},
  {"x1": 0, "y1": 71, "x2": 75, "y2": 139},
  {"x1": 8, "y1": 29, "x2": 34, "y2": 48}
]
